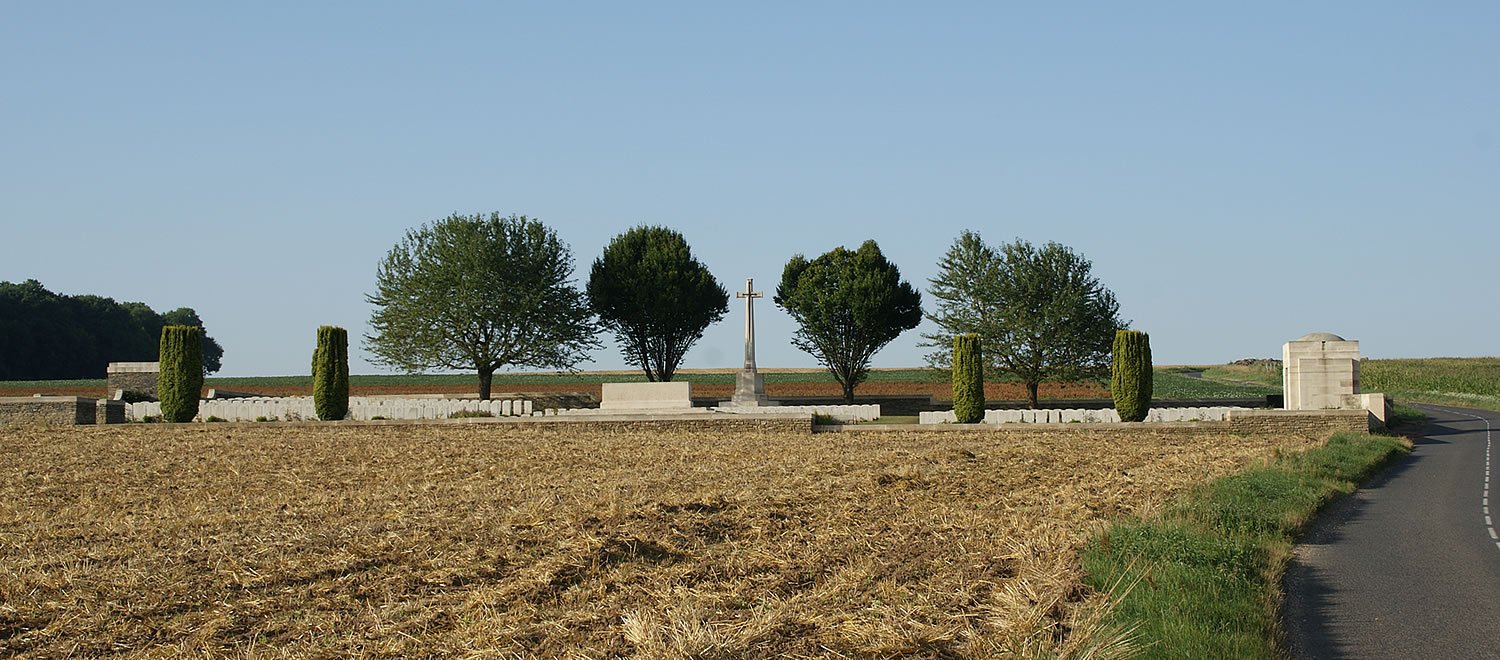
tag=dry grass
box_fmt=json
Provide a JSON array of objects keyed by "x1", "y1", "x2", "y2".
[{"x1": 0, "y1": 424, "x2": 1319, "y2": 657}]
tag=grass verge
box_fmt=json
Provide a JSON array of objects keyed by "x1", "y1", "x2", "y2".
[{"x1": 1080, "y1": 430, "x2": 1412, "y2": 658}]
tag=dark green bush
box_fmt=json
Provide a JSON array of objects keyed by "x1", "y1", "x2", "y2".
[
  {"x1": 157, "y1": 325, "x2": 203, "y2": 423},
  {"x1": 952, "y1": 333, "x2": 985, "y2": 423},
  {"x1": 312, "y1": 325, "x2": 350, "y2": 421},
  {"x1": 1111, "y1": 329, "x2": 1152, "y2": 422}
]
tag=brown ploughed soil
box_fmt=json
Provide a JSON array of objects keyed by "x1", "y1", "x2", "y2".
[{"x1": 0, "y1": 423, "x2": 1316, "y2": 656}]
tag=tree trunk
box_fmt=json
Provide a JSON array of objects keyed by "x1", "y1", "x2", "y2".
[
  {"x1": 478, "y1": 366, "x2": 494, "y2": 401},
  {"x1": 1026, "y1": 381, "x2": 1039, "y2": 409},
  {"x1": 842, "y1": 380, "x2": 856, "y2": 404}
]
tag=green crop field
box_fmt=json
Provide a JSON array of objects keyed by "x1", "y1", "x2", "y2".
[
  {"x1": 1152, "y1": 370, "x2": 1278, "y2": 400},
  {"x1": 1361, "y1": 358, "x2": 1500, "y2": 412}
]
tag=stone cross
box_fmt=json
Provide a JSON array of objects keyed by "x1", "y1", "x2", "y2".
[
  {"x1": 736, "y1": 278, "x2": 763, "y2": 370},
  {"x1": 728, "y1": 277, "x2": 773, "y2": 406}
]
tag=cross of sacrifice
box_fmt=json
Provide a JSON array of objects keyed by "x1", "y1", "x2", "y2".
[{"x1": 736, "y1": 278, "x2": 762, "y2": 370}]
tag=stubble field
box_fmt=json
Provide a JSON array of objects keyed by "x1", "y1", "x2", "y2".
[{"x1": 0, "y1": 423, "x2": 1319, "y2": 657}]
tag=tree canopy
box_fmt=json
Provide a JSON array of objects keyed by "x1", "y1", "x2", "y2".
[
  {"x1": 365, "y1": 212, "x2": 600, "y2": 400},
  {"x1": 0, "y1": 279, "x2": 223, "y2": 379},
  {"x1": 922, "y1": 232, "x2": 1124, "y2": 408},
  {"x1": 587, "y1": 225, "x2": 728, "y2": 382},
  {"x1": 774, "y1": 240, "x2": 922, "y2": 403}
]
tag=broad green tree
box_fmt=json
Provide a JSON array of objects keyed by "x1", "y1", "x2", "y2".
[
  {"x1": 923, "y1": 232, "x2": 1124, "y2": 408},
  {"x1": 365, "y1": 213, "x2": 600, "y2": 400},
  {"x1": 775, "y1": 240, "x2": 922, "y2": 403},
  {"x1": 0, "y1": 279, "x2": 223, "y2": 379},
  {"x1": 162, "y1": 307, "x2": 225, "y2": 375},
  {"x1": 588, "y1": 226, "x2": 728, "y2": 382}
]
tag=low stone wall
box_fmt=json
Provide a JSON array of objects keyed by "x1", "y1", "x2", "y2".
[
  {"x1": 901, "y1": 408, "x2": 1371, "y2": 437},
  {"x1": 718, "y1": 404, "x2": 880, "y2": 423},
  {"x1": 1225, "y1": 409, "x2": 1372, "y2": 435},
  {"x1": 0, "y1": 396, "x2": 96, "y2": 426},
  {"x1": 127, "y1": 396, "x2": 535, "y2": 422},
  {"x1": 513, "y1": 413, "x2": 812, "y2": 435},
  {"x1": 96, "y1": 399, "x2": 125, "y2": 424},
  {"x1": 920, "y1": 407, "x2": 1248, "y2": 425}
]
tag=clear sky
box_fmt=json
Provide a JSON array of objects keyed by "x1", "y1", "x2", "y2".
[{"x1": 3, "y1": 3, "x2": 1496, "y2": 377}]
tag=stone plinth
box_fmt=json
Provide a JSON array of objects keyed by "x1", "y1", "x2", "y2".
[
  {"x1": 107, "y1": 362, "x2": 159, "y2": 401},
  {"x1": 599, "y1": 382, "x2": 694, "y2": 411},
  {"x1": 1283, "y1": 333, "x2": 1361, "y2": 411},
  {"x1": 724, "y1": 369, "x2": 777, "y2": 407}
]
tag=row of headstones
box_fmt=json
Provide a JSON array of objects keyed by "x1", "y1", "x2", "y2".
[
  {"x1": 919, "y1": 407, "x2": 1250, "y2": 425},
  {"x1": 125, "y1": 396, "x2": 535, "y2": 422}
]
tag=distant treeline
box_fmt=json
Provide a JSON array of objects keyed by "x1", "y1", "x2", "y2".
[{"x1": 0, "y1": 279, "x2": 223, "y2": 380}]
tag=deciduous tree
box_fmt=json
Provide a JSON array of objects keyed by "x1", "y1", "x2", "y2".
[
  {"x1": 775, "y1": 240, "x2": 922, "y2": 403},
  {"x1": 588, "y1": 226, "x2": 728, "y2": 382},
  {"x1": 365, "y1": 213, "x2": 600, "y2": 400},
  {"x1": 923, "y1": 232, "x2": 1125, "y2": 408}
]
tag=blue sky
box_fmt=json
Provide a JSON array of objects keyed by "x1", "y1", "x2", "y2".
[{"x1": 3, "y1": 3, "x2": 1496, "y2": 377}]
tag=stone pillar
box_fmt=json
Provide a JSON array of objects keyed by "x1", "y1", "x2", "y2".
[
  {"x1": 106, "y1": 362, "x2": 160, "y2": 401},
  {"x1": 1282, "y1": 332, "x2": 1361, "y2": 410}
]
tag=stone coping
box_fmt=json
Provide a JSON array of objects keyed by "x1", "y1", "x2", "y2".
[
  {"x1": 0, "y1": 395, "x2": 97, "y2": 404},
  {"x1": 106, "y1": 362, "x2": 159, "y2": 373}
]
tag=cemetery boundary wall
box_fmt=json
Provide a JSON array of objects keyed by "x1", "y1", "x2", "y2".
[
  {"x1": 849, "y1": 409, "x2": 1372, "y2": 437},
  {"x1": 0, "y1": 396, "x2": 97, "y2": 427}
]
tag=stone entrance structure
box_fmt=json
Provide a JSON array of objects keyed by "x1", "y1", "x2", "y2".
[
  {"x1": 106, "y1": 362, "x2": 159, "y2": 401},
  {"x1": 1282, "y1": 332, "x2": 1360, "y2": 410},
  {"x1": 1282, "y1": 331, "x2": 1387, "y2": 426},
  {"x1": 724, "y1": 278, "x2": 775, "y2": 407}
]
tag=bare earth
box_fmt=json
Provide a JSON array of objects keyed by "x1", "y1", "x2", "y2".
[{"x1": 0, "y1": 424, "x2": 1316, "y2": 657}]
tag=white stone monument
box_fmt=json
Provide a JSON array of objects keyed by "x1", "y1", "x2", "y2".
[
  {"x1": 724, "y1": 278, "x2": 775, "y2": 406},
  {"x1": 1282, "y1": 332, "x2": 1361, "y2": 410}
]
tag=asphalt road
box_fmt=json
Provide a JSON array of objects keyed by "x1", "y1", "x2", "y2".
[{"x1": 1283, "y1": 405, "x2": 1500, "y2": 659}]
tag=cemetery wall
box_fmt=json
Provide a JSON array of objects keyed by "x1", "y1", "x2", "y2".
[
  {"x1": 908, "y1": 408, "x2": 1370, "y2": 437},
  {"x1": 1224, "y1": 409, "x2": 1371, "y2": 435},
  {"x1": 126, "y1": 396, "x2": 536, "y2": 422},
  {"x1": 96, "y1": 399, "x2": 125, "y2": 424},
  {"x1": 523, "y1": 414, "x2": 811, "y2": 435},
  {"x1": 0, "y1": 397, "x2": 96, "y2": 426}
]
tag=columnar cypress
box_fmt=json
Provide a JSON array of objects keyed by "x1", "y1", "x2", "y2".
[
  {"x1": 952, "y1": 333, "x2": 985, "y2": 424},
  {"x1": 158, "y1": 325, "x2": 203, "y2": 422},
  {"x1": 313, "y1": 325, "x2": 350, "y2": 421},
  {"x1": 1111, "y1": 329, "x2": 1152, "y2": 422}
]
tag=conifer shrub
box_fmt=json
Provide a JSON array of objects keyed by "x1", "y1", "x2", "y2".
[
  {"x1": 157, "y1": 325, "x2": 203, "y2": 423},
  {"x1": 952, "y1": 333, "x2": 985, "y2": 424},
  {"x1": 1112, "y1": 329, "x2": 1153, "y2": 422},
  {"x1": 312, "y1": 325, "x2": 350, "y2": 421}
]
